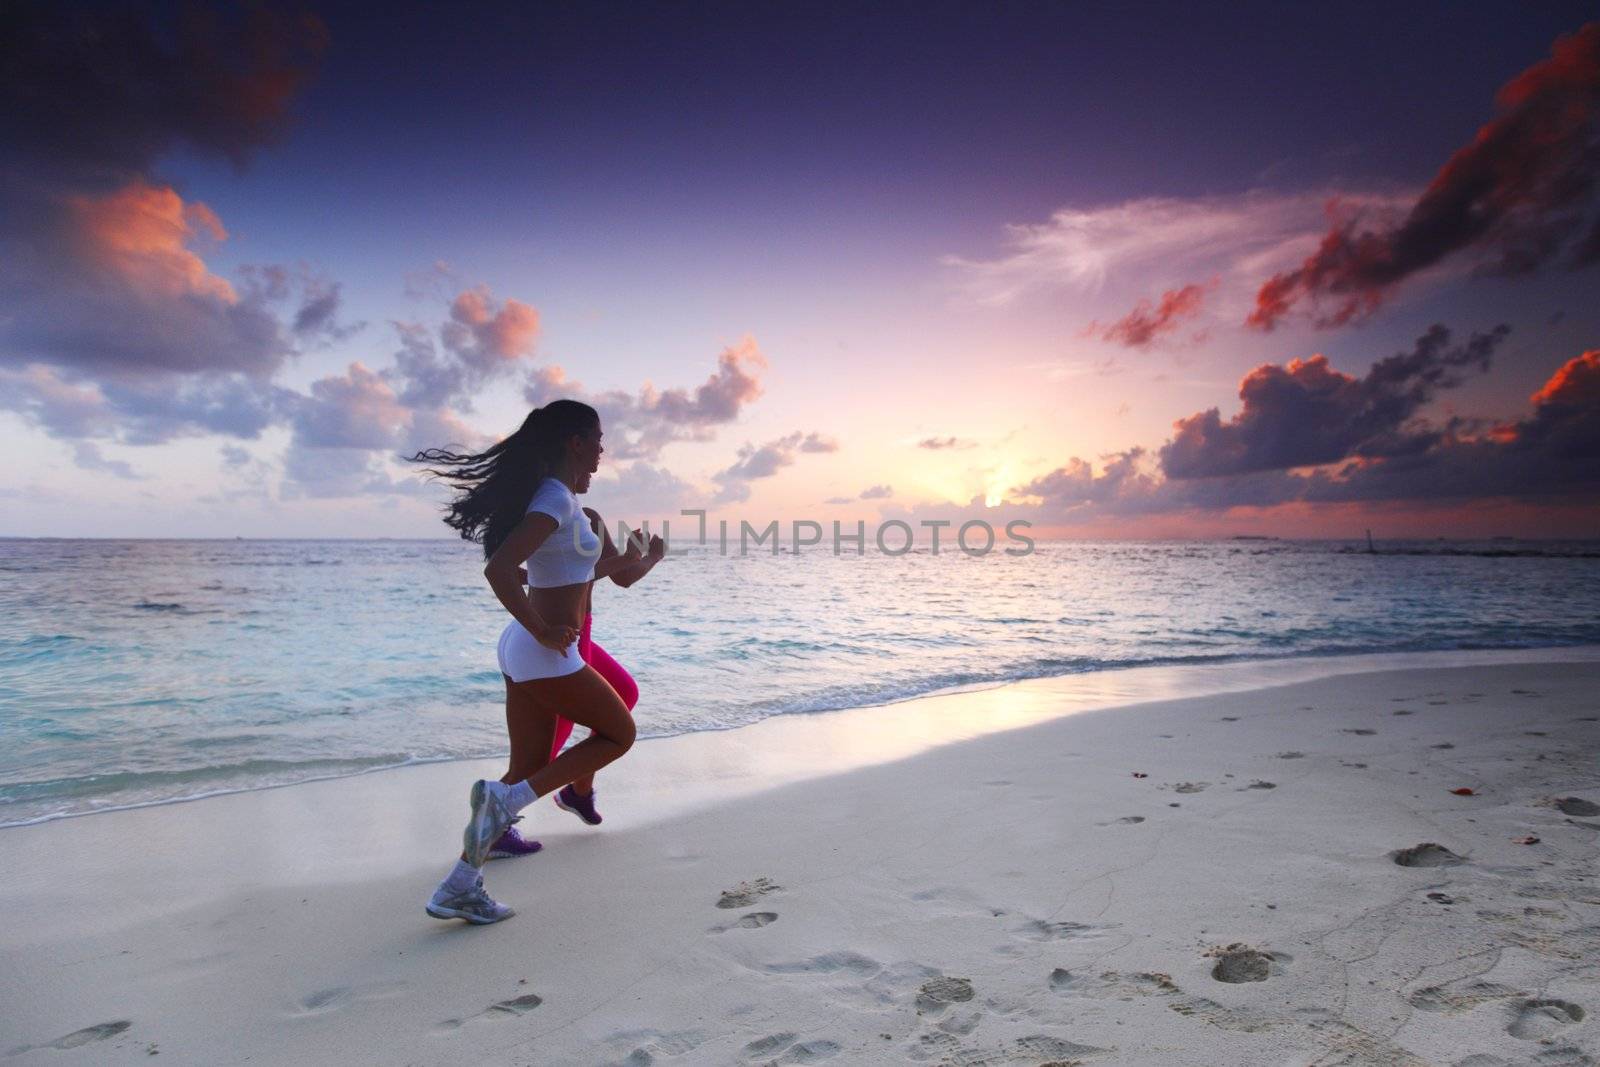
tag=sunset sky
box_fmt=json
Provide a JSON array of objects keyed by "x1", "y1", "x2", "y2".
[{"x1": 3, "y1": 2, "x2": 1597, "y2": 539}]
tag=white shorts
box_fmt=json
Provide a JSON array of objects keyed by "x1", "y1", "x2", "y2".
[{"x1": 497, "y1": 620, "x2": 584, "y2": 682}]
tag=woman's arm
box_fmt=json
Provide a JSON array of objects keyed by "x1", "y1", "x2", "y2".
[
  {"x1": 484, "y1": 513, "x2": 577, "y2": 650},
  {"x1": 583, "y1": 508, "x2": 643, "y2": 582},
  {"x1": 609, "y1": 533, "x2": 665, "y2": 588}
]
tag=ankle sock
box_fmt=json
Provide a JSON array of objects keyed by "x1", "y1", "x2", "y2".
[
  {"x1": 506, "y1": 780, "x2": 536, "y2": 812},
  {"x1": 442, "y1": 858, "x2": 480, "y2": 893}
]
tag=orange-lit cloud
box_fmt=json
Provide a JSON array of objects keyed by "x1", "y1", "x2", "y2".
[
  {"x1": 1249, "y1": 23, "x2": 1600, "y2": 330},
  {"x1": 1530, "y1": 348, "x2": 1600, "y2": 410},
  {"x1": 1001, "y1": 335, "x2": 1598, "y2": 529},
  {"x1": 0, "y1": 3, "x2": 333, "y2": 446},
  {"x1": 64, "y1": 181, "x2": 236, "y2": 302},
  {"x1": 1088, "y1": 280, "x2": 1213, "y2": 348}
]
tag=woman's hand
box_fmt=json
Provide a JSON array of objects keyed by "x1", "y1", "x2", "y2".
[
  {"x1": 534, "y1": 620, "x2": 579, "y2": 652},
  {"x1": 621, "y1": 529, "x2": 645, "y2": 564}
]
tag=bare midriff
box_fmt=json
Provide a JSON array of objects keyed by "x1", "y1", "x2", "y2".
[
  {"x1": 528, "y1": 581, "x2": 591, "y2": 632},
  {"x1": 531, "y1": 575, "x2": 601, "y2": 633}
]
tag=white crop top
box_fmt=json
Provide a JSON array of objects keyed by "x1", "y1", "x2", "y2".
[{"x1": 524, "y1": 478, "x2": 599, "y2": 588}]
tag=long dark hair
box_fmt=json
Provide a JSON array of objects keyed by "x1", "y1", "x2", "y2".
[{"x1": 408, "y1": 400, "x2": 599, "y2": 558}]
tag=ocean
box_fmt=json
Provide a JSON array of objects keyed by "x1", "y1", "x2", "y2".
[{"x1": 2, "y1": 536, "x2": 1598, "y2": 826}]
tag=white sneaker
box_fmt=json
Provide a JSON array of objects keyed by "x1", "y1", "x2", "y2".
[
  {"x1": 425, "y1": 877, "x2": 515, "y2": 924},
  {"x1": 463, "y1": 779, "x2": 518, "y2": 867}
]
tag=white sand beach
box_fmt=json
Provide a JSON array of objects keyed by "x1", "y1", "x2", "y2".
[{"x1": 3, "y1": 650, "x2": 1598, "y2": 1066}]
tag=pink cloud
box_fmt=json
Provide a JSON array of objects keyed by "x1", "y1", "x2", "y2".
[{"x1": 442, "y1": 286, "x2": 541, "y2": 368}]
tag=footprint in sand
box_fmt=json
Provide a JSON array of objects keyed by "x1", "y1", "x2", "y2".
[
  {"x1": 908, "y1": 1027, "x2": 1105, "y2": 1065},
  {"x1": 776, "y1": 1040, "x2": 839, "y2": 1064},
  {"x1": 1524, "y1": 731, "x2": 1548, "y2": 737},
  {"x1": 476, "y1": 993, "x2": 543, "y2": 1017},
  {"x1": 717, "y1": 877, "x2": 781, "y2": 909},
  {"x1": 1510, "y1": 689, "x2": 1542, "y2": 697},
  {"x1": 709, "y1": 911, "x2": 779, "y2": 934},
  {"x1": 292, "y1": 981, "x2": 407, "y2": 1016},
  {"x1": 1220, "y1": 716, "x2": 1239, "y2": 722},
  {"x1": 1432, "y1": 742, "x2": 1456, "y2": 749},
  {"x1": 1208, "y1": 945, "x2": 1280, "y2": 984},
  {"x1": 1241, "y1": 780, "x2": 1276, "y2": 790},
  {"x1": 1555, "y1": 797, "x2": 1600, "y2": 817},
  {"x1": 915, "y1": 977, "x2": 975, "y2": 1015},
  {"x1": 1082, "y1": 970, "x2": 1271, "y2": 1033},
  {"x1": 602, "y1": 1029, "x2": 707, "y2": 1065},
  {"x1": 1341, "y1": 728, "x2": 1377, "y2": 736},
  {"x1": 744, "y1": 1033, "x2": 840, "y2": 1064},
  {"x1": 1016, "y1": 1035, "x2": 1107, "y2": 1060},
  {"x1": 761, "y1": 951, "x2": 880, "y2": 978},
  {"x1": 1392, "y1": 843, "x2": 1465, "y2": 867},
  {"x1": 720, "y1": 876, "x2": 780, "y2": 908},
  {"x1": 1506, "y1": 998, "x2": 1585, "y2": 1040},
  {"x1": 6, "y1": 1021, "x2": 132, "y2": 1056},
  {"x1": 1048, "y1": 968, "x2": 1084, "y2": 992},
  {"x1": 434, "y1": 993, "x2": 543, "y2": 1032},
  {"x1": 1277, "y1": 751, "x2": 1305, "y2": 759},
  {"x1": 1094, "y1": 814, "x2": 1145, "y2": 825},
  {"x1": 1171, "y1": 782, "x2": 1209, "y2": 794},
  {"x1": 1011, "y1": 917, "x2": 1104, "y2": 944},
  {"x1": 743, "y1": 1032, "x2": 796, "y2": 1058},
  {"x1": 1393, "y1": 709, "x2": 1414, "y2": 716},
  {"x1": 1408, "y1": 981, "x2": 1524, "y2": 1014}
]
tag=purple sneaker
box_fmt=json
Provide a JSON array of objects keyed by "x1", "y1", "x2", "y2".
[
  {"x1": 486, "y1": 824, "x2": 543, "y2": 860},
  {"x1": 554, "y1": 785, "x2": 602, "y2": 826}
]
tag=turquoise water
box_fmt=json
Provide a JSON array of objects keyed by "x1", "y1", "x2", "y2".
[{"x1": 2, "y1": 537, "x2": 1598, "y2": 825}]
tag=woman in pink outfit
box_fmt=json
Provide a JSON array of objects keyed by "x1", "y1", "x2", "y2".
[{"x1": 485, "y1": 507, "x2": 662, "y2": 858}]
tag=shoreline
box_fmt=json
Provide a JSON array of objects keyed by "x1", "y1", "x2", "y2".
[
  {"x1": 7, "y1": 643, "x2": 1600, "y2": 831},
  {"x1": 2, "y1": 650, "x2": 1598, "y2": 1063}
]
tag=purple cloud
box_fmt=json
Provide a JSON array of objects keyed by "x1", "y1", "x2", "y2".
[{"x1": 1160, "y1": 325, "x2": 1508, "y2": 479}]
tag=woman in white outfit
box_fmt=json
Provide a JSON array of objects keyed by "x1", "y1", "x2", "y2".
[{"x1": 410, "y1": 399, "x2": 641, "y2": 923}]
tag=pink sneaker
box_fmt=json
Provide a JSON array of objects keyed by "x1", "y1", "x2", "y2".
[{"x1": 486, "y1": 824, "x2": 543, "y2": 860}]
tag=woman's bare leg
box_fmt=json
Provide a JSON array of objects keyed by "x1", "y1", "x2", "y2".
[
  {"x1": 567, "y1": 638, "x2": 638, "y2": 796},
  {"x1": 510, "y1": 665, "x2": 634, "y2": 797},
  {"x1": 502, "y1": 675, "x2": 558, "y2": 785},
  {"x1": 457, "y1": 666, "x2": 632, "y2": 866}
]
